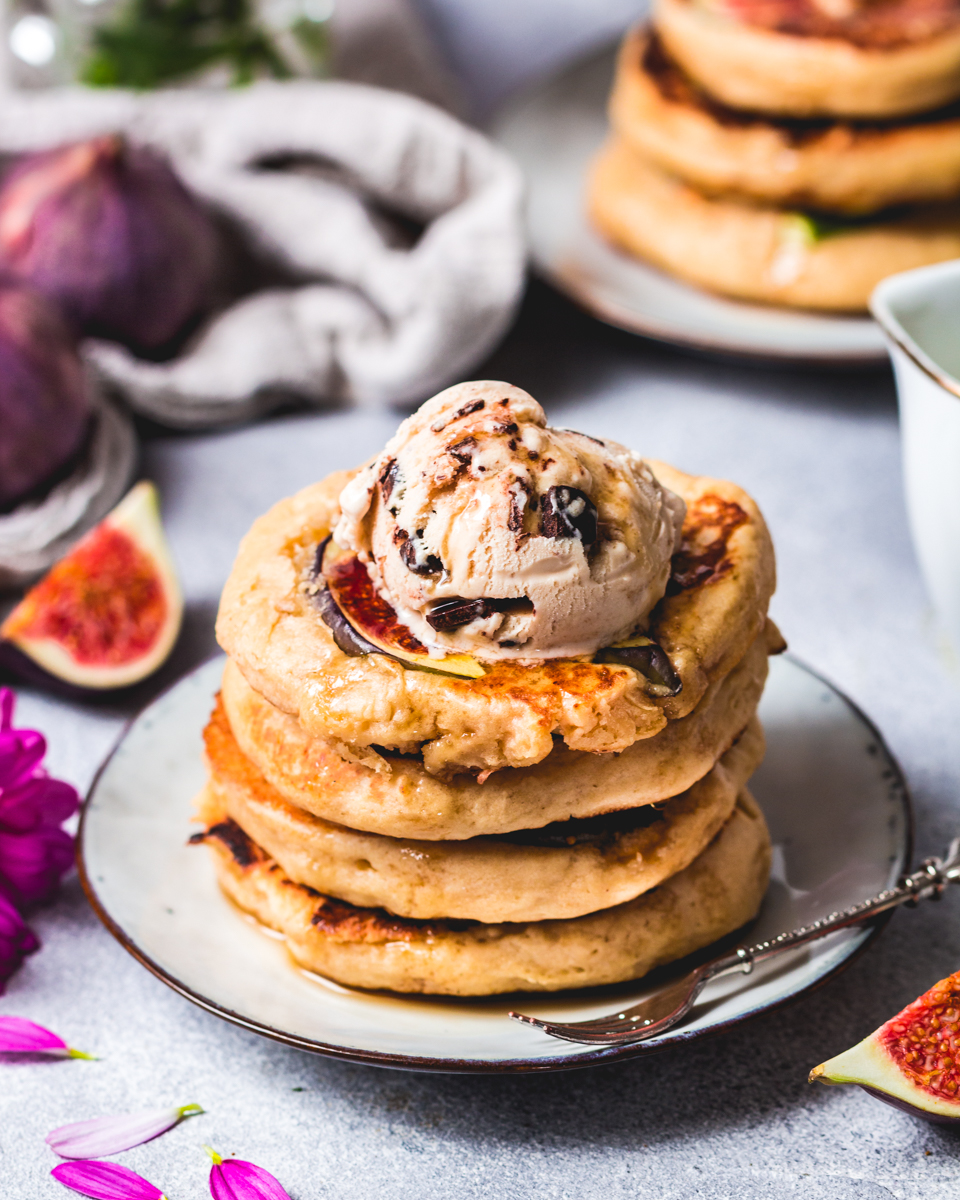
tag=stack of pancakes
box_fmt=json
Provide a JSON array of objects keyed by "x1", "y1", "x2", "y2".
[
  {"x1": 589, "y1": 0, "x2": 960, "y2": 310},
  {"x1": 195, "y1": 457, "x2": 781, "y2": 996}
]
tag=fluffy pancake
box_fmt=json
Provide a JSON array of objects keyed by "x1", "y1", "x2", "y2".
[
  {"x1": 611, "y1": 29, "x2": 960, "y2": 215},
  {"x1": 588, "y1": 137, "x2": 960, "y2": 311},
  {"x1": 195, "y1": 789, "x2": 772, "y2": 995},
  {"x1": 220, "y1": 620, "x2": 777, "y2": 840},
  {"x1": 201, "y1": 702, "x2": 764, "y2": 922},
  {"x1": 654, "y1": 0, "x2": 960, "y2": 117},
  {"x1": 216, "y1": 461, "x2": 775, "y2": 777}
]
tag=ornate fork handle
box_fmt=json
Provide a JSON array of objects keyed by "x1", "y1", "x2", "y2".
[
  {"x1": 704, "y1": 836, "x2": 960, "y2": 986},
  {"x1": 508, "y1": 838, "x2": 960, "y2": 1046}
]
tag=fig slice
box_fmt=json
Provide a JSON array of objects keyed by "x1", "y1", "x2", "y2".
[
  {"x1": 317, "y1": 539, "x2": 485, "y2": 679},
  {"x1": 596, "y1": 634, "x2": 682, "y2": 697},
  {"x1": 810, "y1": 969, "x2": 960, "y2": 1123},
  {"x1": 0, "y1": 481, "x2": 182, "y2": 691}
]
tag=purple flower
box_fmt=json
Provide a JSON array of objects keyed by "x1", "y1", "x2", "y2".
[
  {"x1": 0, "y1": 687, "x2": 79, "y2": 907},
  {"x1": 47, "y1": 1103, "x2": 204, "y2": 1159},
  {"x1": 205, "y1": 1148, "x2": 292, "y2": 1200},
  {"x1": 51, "y1": 1161, "x2": 166, "y2": 1200},
  {"x1": 0, "y1": 889, "x2": 38, "y2": 992},
  {"x1": 0, "y1": 1015, "x2": 93, "y2": 1058}
]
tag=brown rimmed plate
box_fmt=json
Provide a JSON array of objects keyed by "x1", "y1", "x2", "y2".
[{"x1": 78, "y1": 653, "x2": 910, "y2": 1073}]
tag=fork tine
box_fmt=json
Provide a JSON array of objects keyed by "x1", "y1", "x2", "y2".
[
  {"x1": 508, "y1": 1010, "x2": 672, "y2": 1043},
  {"x1": 509, "y1": 1010, "x2": 653, "y2": 1034},
  {"x1": 510, "y1": 1017, "x2": 633, "y2": 1044}
]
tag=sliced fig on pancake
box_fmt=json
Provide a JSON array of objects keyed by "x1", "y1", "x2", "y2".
[
  {"x1": 314, "y1": 538, "x2": 485, "y2": 679},
  {"x1": 596, "y1": 634, "x2": 682, "y2": 697}
]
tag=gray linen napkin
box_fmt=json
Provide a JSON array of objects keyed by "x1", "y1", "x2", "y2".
[{"x1": 0, "y1": 79, "x2": 524, "y2": 428}]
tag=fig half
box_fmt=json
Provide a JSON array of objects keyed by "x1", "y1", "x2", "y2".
[
  {"x1": 317, "y1": 539, "x2": 485, "y2": 679},
  {"x1": 0, "y1": 481, "x2": 183, "y2": 691},
  {"x1": 810, "y1": 969, "x2": 960, "y2": 1123}
]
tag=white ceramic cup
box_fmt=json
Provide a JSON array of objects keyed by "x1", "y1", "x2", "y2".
[{"x1": 871, "y1": 260, "x2": 960, "y2": 657}]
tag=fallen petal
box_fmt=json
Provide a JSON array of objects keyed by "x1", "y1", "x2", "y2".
[
  {"x1": 206, "y1": 1150, "x2": 292, "y2": 1200},
  {"x1": 51, "y1": 1160, "x2": 165, "y2": 1200},
  {"x1": 48, "y1": 1103, "x2": 203, "y2": 1159},
  {"x1": 0, "y1": 1014, "x2": 65, "y2": 1053},
  {"x1": 0, "y1": 891, "x2": 38, "y2": 992},
  {"x1": 0, "y1": 1015, "x2": 92, "y2": 1057}
]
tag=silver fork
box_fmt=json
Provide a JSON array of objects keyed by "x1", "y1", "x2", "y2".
[{"x1": 509, "y1": 837, "x2": 960, "y2": 1046}]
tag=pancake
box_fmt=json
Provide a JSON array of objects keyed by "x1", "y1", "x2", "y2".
[
  {"x1": 220, "y1": 619, "x2": 777, "y2": 840},
  {"x1": 611, "y1": 29, "x2": 960, "y2": 215},
  {"x1": 216, "y1": 463, "x2": 775, "y2": 777},
  {"x1": 588, "y1": 137, "x2": 960, "y2": 311},
  {"x1": 194, "y1": 789, "x2": 772, "y2": 995},
  {"x1": 200, "y1": 703, "x2": 764, "y2": 922},
  {"x1": 654, "y1": 0, "x2": 960, "y2": 117}
]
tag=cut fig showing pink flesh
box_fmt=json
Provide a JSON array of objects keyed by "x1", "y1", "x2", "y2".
[
  {"x1": 0, "y1": 481, "x2": 183, "y2": 691},
  {"x1": 810, "y1": 969, "x2": 960, "y2": 1123},
  {"x1": 316, "y1": 539, "x2": 485, "y2": 678}
]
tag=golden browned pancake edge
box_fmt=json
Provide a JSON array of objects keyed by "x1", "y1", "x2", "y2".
[
  {"x1": 654, "y1": 0, "x2": 960, "y2": 117},
  {"x1": 195, "y1": 789, "x2": 772, "y2": 995},
  {"x1": 201, "y1": 701, "x2": 765, "y2": 922},
  {"x1": 611, "y1": 28, "x2": 960, "y2": 214},
  {"x1": 588, "y1": 137, "x2": 960, "y2": 311},
  {"x1": 219, "y1": 620, "x2": 777, "y2": 839},
  {"x1": 215, "y1": 465, "x2": 775, "y2": 776}
]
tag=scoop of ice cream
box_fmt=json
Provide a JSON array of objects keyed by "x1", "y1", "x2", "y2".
[{"x1": 334, "y1": 381, "x2": 686, "y2": 662}]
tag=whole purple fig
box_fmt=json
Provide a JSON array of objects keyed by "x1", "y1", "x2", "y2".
[
  {"x1": 0, "y1": 135, "x2": 219, "y2": 353},
  {"x1": 0, "y1": 282, "x2": 91, "y2": 512}
]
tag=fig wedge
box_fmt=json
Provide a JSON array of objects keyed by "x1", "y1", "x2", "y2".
[
  {"x1": 316, "y1": 539, "x2": 485, "y2": 679},
  {"x1": 0, "y1": 481, "x2": 182, "y2": 692},
  {"x1": 596, "y1": 634, "x2": 682, "y2": 697},
  {"x1": 810, "y1": 969, "x2": 960, "y2": 1123}
]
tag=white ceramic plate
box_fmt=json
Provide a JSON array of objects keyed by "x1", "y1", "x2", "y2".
[
  {"x1": 79, "y1": 654, "x2": 909, "y2": 1074},
  {"x1": 489, "y1": 46, "x2": 887, "y2": 365}
]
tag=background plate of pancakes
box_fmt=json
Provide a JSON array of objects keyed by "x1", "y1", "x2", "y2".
[
  {"x1": 489, "y1": 44, "x2": 890, "y2": 363},
  {"x1": 78, "y1": 652, "x2": 910, "y2": 1073}
]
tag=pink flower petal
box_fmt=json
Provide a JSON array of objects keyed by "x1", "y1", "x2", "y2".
[
  {"x1": 0, "y1": 891, "x2": 38, "y2": 993},
  {"x1": 0, "y1": 729, "x2": 46, "y2": 786},
  {"x1": 0, "y1": 689, "x2": 79, "y2": 910},
  {"x1": 0, "y1": 776, "x2": 79, "y2": 829},
  {"x1": 0, "y1": 825, "x2": 75, "y2": 906},
  {"x1": 47, "y1": 1103, "x2": 203, "y2": 1159},
  {"x1": 209, "y1": 1159, "x2": 292, "y2": 1200},
  {"x1": 51, "y1": 1161, "x2": 165, "y2": 1200},
  {"x1": 0, "y1": 1015, "x2": 68, "y2": 1054}
]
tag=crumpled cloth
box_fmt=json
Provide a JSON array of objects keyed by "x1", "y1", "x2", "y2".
[
  {"x1": 0, "y1": 82, "x2": 525, "y2": 428},
  {"x1": 0, "y1": 389, "x2": 136, "y2": 589}
]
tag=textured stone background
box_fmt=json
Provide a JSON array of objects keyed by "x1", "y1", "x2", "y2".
[
  {"x1": 4, "y1": 282, "x2": 960, "y2": 1200},
  {"x1": 3, "y1": 4, "x2": 960, "y2": 1191}
]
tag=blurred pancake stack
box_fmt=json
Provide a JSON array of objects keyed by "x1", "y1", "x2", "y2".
[
  {"x1": 195, "y1": 381, "x2": 782, "y2": 996},
  {"x1": 588, "y1": 0, "x2": 960, "y2": 310}
]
